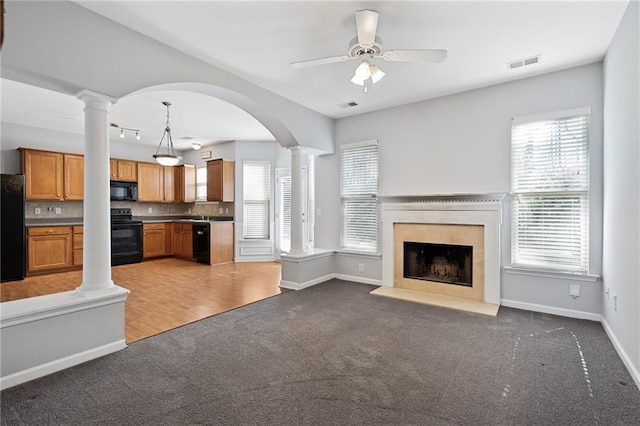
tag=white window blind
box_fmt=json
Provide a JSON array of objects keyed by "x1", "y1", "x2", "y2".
[
  {"x1": 511, "y1": 109, "x2": 589, "y2": 272},
  {"x1": 196, "y1": 166, "x2": 207, "y2": 201},
  {"x1": 243, "y1": 161, "x2": 270, "y2": 239},
  {"x1": 341, "y1": 142, "x2": 378, "y2": 252},
  {"x1": 279, "y1": 174, "x2": 291, "y2": 251}
]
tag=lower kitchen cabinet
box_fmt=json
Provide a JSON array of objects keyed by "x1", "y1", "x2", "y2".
[
  {"x1": 27, "y1": 226, "x2": 73, "y2": 274},
  {"x1": 172, "y1": 223, "x2": 194, "y2": 260},
  {"x1": 210, "y1": 222, "x2": 234, "y2": 264},
  {"x1": 73, "y1": 226, "x2": 83, "y2": 266},
  {"x1": 143, "y1": 223, "x2": 169, "y2": 258}
]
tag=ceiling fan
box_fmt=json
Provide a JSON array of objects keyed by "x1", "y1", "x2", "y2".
[{"x1": 290, "y1": 10, "x2": 447, "y2": 92}]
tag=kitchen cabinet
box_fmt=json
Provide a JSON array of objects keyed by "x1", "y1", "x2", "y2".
[
  {"x1": 207, "y1": 159, "x2": 234, "y2": 202},
  {"x1": 110, "y1": 159, "x2": 137, "y2": 181},
  {"x1": 163, "y1": 166, "x2": 175, "y2": 203},
  {"x1": 64, "y1": 154, "x2": 84, "y2": 200},
  {"x1": 175, "y1": 165, "x2": 196, "y2": 202},
  {"x1": 20, "y1": 148, "x2": 64, "y2": 201},
  {"x1": 72, "y1": 226, "x2": 83, "y2": 266},
  {"x1": 210, "y1": 222, "x2": 234, "y2": 264},
  {"x1": 172, "y1": 223, "x2": 193, "y2": 259},
  {"x1": 137, "y1": 163, "x2": 164, "y2": 202},
  {"x1": 143, "y1": 223, "x2": 168, "y2": 258},
  {"x1": 27, "y1": 226, "x2": 73, "y2": 274}
]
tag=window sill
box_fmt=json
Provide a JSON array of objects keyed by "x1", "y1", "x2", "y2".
[
  {"x1": 335, "y1": 250, "x2": 382, "y2": 258},
  {"x1": 504, "y1": 266, "x2": 600, "y2": 282}
]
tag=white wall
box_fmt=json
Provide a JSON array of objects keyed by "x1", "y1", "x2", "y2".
[
  {"x1": 316, "y1": 63, "x2": 604, "y2": 315},
  {"x1": 602, "y1": 0, "x2": 640, "y2": 384}
]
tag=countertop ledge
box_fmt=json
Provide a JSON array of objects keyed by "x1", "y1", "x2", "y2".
[{"x1": 26, "y1": 216, "x2": 234, "y2": 227}]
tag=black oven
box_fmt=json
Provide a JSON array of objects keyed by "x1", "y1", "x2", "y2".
[
  {"x1": 110, "y1": 180, "x2": 138, "y2": 201},
  {"x1": 111, "y1": 208, "x2": 143, "y2": 266}
]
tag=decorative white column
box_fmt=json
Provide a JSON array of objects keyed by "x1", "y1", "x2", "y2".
[
  {"x1": 289, "y1": 147, "x2": 307, "y2": 254},
  {"x1": 76, "y1": 90, "x2": 117, "y2": 294}
]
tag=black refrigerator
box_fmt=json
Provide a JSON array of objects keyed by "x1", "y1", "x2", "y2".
[{"x1": 1, "y1": 174, "x2": 26, "y2": 282}]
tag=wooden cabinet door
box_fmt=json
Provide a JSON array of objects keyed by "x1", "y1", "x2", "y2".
[
  {"x1": 172, "y1": 223, "x2": 183, "y2": 257},
  {"x1": 163, "y1": 166, "x2": 175, "y2": 202},
  {"x1": 116, "y1": 160, "x2": 137, "y2": 181},
  {"x1": 211, "y1": 222, "x2": 234, "y2": 264},
  {"x1": 27, "y1": 227, "x2": 72, "y2": 273},
  {"x1": 143, "y1": 224, "x2": 166, "y2": 258},
  {"x1": 64, "y1": 154, "x2": 84, "y2": 200},
  {"x1": 176, "y1": 165, "x2": 196, "y2": 202},
  {"x1": 207, "y1": 159, "x2": 234, "y2": 202},
  {"x1": 182, "y1": 224, "x2": 193, "y2": 259},
  {"x1": 72, "y1": 226, "x2": 83, "y2": 266},
  {"x1": 137, "y1": 163, "x2": 164, "y2": 202},
  {"x1": 109, "y1": 159, "x2": 118, "y2": 180},
  {"x1": 21, "y1": 149, "x2": 64, "y2": 200}
]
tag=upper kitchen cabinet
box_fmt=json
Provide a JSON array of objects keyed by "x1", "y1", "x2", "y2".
[
  {"x1": 175, "y1": 165, "x2": 196, "y2": 203},
  {"x1": 137, "y1": 162, "x2": 164, "y2": 202},
  {"x1": 207, "y1": 159, "x2": 234, "y2": 202},
  {"x1": 63, "y1": 154, "x2": 84, "y2": 200},
  {"x1": 20, "y1": 148, "x2": 64, "y2": 201},
  {"x1": 110, "y1": 159, "x2": 137, "y2": 181},
  {"x1": 163, "y1": 166, "x2": 175, "y2": 203}
]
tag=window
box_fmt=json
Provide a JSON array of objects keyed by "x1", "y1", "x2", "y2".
[
  {"x1": 341, "y1": 141, "x2": 378, "y2": 252},
  {"x1": 511, "y1": 108, "x2": 590, "y2": 273},
  {"x1": 243, "y1": 161, "x2": 270, "y2": 239},
  {"x1": 196, "y1": 166, "x2": 207, "y2": 201},
  {"x1": 276, "y1": 171, "x2": 291, "y2": 252}
]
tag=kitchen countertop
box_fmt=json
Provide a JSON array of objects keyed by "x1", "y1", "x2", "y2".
[{"x1": 26, "y1": 216, "x2": 234, "y2": 227}]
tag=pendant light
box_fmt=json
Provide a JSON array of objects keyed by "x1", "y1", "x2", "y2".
[{"x1": 153, "y1": 101, "x2": 180, "y2": 167}]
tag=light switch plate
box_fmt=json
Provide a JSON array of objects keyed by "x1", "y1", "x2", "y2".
[{"x1": 569, "y1": 284, "x2": 580, "y2": 297}]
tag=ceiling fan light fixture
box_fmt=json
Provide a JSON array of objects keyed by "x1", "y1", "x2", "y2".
[
  {"x1": 369, "y1": 64, "x2": 385, "y2": 84},
  {"x1": 354, "y1": 60, "x2": 372, "y2": 80},
  {"x1": 153, "y1": 101, "x2": 180, "y2": 167},
  {"x1": 191, "y1": 142, "x2": 202, "y2": 150}
]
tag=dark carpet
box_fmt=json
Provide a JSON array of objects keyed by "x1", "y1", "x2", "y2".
[{"x1": 2, "y1": 280, "x2": 639, "y2": 425}]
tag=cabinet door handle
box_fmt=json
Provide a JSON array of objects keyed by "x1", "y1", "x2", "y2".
[{"x1": 47, "y1": 229, "x2": 53, "y2": 233}]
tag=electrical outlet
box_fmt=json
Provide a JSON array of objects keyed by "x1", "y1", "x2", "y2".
[
  {"x1": 219, "y1": 207, "x2": 223, "y2": 214},
  {"x1": 317, "y1": 207, "x2": 322, "y2": 216},
  {"x1": 569, "y1": 284, "x2": 580, "y2": 297},
  {"x1": 147, "y1": 207, "x2": 153, "y2": 214},
  {"x1": 605, "y1": 287, "x2": 610, "y2": 300},
  {"x1": 358, "y1": 263, "x2": 364, "y2": 273},
  {"x1": 188, "y1": 208, "x2": 192, "y2": 213},
  {"x1": 55, "y1": 207, "x2": 62, "y2": 215},
  {"x1": 35, "y1": 207, "x2": 41, "y2": 215},
  {"x1": 225, "y1": 207, "x2": 229, "y2": 214},
  {"x1": 614, "y1": 294, "x2": 618, "y2": 311}
]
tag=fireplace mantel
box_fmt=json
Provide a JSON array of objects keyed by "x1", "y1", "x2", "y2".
[{"x1": 380, "y1": 194, "x2": 505, "y2": 305}]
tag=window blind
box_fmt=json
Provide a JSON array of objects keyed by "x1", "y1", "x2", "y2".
[
  {"x1": 511, "y1": 112, "x2": 589, "y2": 272},
  {"x1": 341, "y1": 142, "x2": 378, "y2": 252},
  {"x1": 196, "y1": 166, "x2": 207, "y2": 201},
  {"x1": 243, "y1": 161, "x2": 270, "y2": 239}
]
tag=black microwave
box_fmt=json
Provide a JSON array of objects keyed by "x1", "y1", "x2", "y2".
[{"x1": 110, "y1": 180, "x2": 138, "y2": 201}]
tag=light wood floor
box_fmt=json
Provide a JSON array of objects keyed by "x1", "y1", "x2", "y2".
[{"x1": 1, "y1": 259, "x2": 284, "y2": 343}]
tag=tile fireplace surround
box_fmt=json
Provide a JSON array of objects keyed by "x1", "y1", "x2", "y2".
[{"x1": 380, "y1": 194, "x2": 505, "y2": 305}]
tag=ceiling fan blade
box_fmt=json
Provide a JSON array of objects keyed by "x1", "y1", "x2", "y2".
[
  {"x1": 290, "y1": 55, "x2": 354, "y2": 69},
  {"x1": 382, "y1": 49, "x2": 448, "y2": 63},
  {"x1": 355, "y1": 9, "x2": 378, "y2": 46}
]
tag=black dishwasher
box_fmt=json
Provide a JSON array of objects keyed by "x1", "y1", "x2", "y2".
[{"x1": 192, "y1": 223, "x2": 210, "y2": 264}]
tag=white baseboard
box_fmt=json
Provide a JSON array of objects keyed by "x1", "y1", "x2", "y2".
[
  {"x1": 334, "y1": 274, "x2": 383, "y2": 286},
  {"x1": 0, "y1": 339, "x2": 127, "y2": 391},
  {"x1": 280, "y1": 274, "x2": 335, "y2": 290},
  {"x1": 601, "y1": 318, "x2": 640, "y2": 390},
  {"x1": 500, "y1": 299, "x2": 602, "y2": 322}
]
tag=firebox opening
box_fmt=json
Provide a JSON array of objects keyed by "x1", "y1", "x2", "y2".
[{"x1": 403, "y1": 241, "x2": 473, "y2": 287}]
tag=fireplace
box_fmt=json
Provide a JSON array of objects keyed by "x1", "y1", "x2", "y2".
[
  {"x1": 380, "y1": 194, "x2": 505, "y2": 305},
  {"x1": 403, "y1": 242, "x2": 473, "y2": 287}
]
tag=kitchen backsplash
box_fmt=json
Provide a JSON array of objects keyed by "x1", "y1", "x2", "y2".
[{"x1": 25, "y1": 200, "x2": 234, "y2": 219}]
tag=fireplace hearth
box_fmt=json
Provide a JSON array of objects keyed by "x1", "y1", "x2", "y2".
[{"x1": 403, "y1": 242, "x2": 472, "y2": 287}]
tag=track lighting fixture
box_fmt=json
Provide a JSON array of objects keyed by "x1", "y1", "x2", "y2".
[{"x1": 110, "y1": 123, "x2": 142, "y2": 140}]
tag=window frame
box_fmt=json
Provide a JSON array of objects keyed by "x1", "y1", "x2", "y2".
[
  {"x1": 242, "y1": 160, "x2": 271, "y2": 240},
  {"x1": 340, "y1": 140, "x2": 379, "y2": 254},
  {"x1": 510, "y1": 107, "x2": 591, "y2": 274}
]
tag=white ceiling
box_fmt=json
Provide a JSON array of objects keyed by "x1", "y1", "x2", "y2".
[{"x1": 2, "y1": 1, "x2": 629, "y2": 149}]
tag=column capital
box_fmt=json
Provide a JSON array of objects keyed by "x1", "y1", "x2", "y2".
[
  {"x1": 288, "y1": 146, "x2": 307, "y2": 155},
  {"x1": 76, "y1": 89, "x2": 118, "y2": 105}
]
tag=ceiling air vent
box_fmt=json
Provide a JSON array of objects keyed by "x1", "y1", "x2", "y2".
[
  {"x1": 338, "y1": 101, "x2": 359, "y2": 109},
  {"x1": 507, "y1": 54, "x2": 541, "y2": 70}
]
